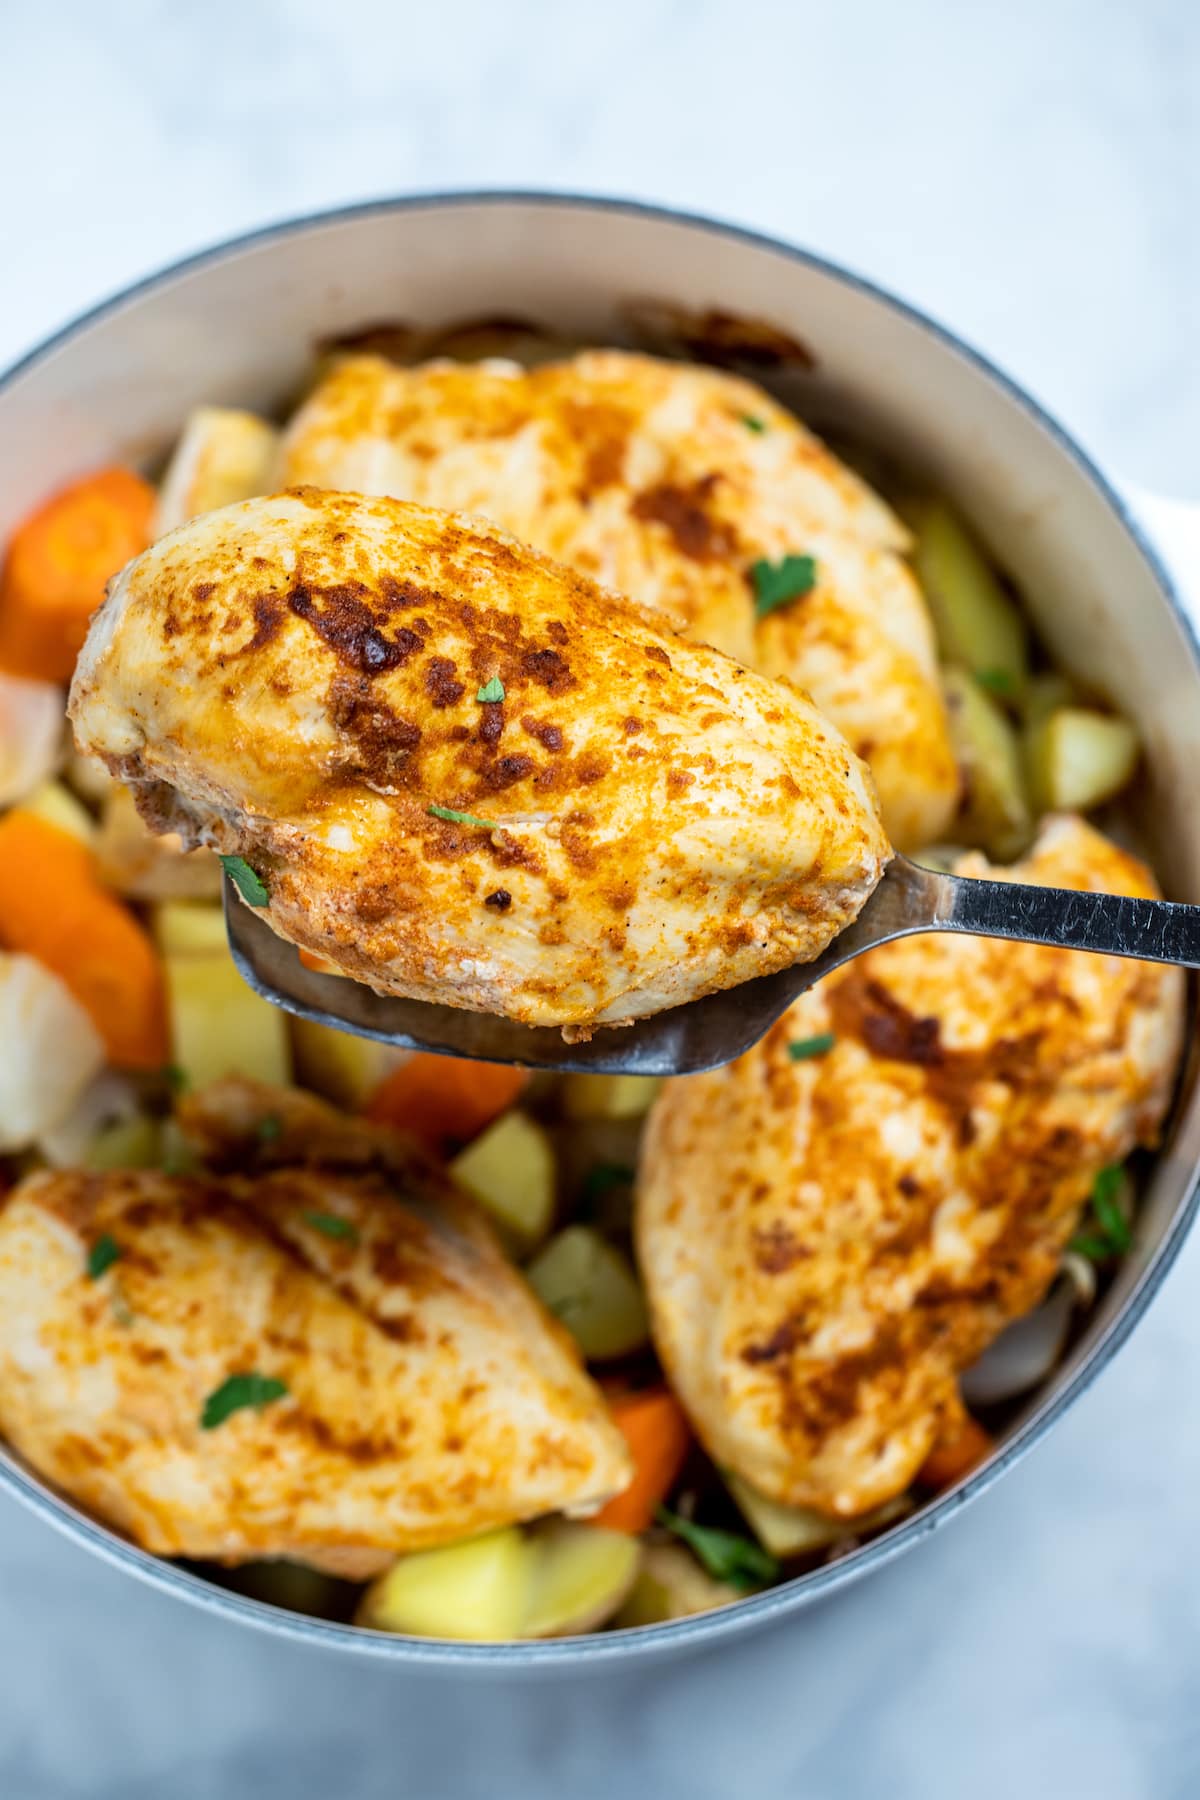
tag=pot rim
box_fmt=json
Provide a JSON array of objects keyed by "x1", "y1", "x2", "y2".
[{"x1": 2, "y1": 187, "x2": 1196, "y2": 1669}]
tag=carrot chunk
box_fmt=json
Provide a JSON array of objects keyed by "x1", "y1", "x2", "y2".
[
  {"x1": 917, "y1": 1414, "x2": 993, "y2": 1492},
  {"x1": 589, "y1": 1388, "x2": 692, "y2": 1534},
  {"x1": 363, "y1": 1053, "x2": 528, "y2": 1148},
  {"x1": 0, "y1": 809, "x2": 167, "y2": 1067},
  {"x1": 0, "y1": 467, "x2": 155, "y2": 682}
]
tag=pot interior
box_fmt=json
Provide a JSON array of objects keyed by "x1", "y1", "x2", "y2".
[{"x1": 1, "y1": 195, "x2": 1197, "y2": 1656}]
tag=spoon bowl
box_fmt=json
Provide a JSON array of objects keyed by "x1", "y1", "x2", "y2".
[{"x1": 226, "y1": 855, "x2": 1200, "y2": 1076}]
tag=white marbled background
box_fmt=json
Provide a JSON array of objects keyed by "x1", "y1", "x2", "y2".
[{"x1": 1, "y1": 2, "x2": 1199, "y2": 1795}]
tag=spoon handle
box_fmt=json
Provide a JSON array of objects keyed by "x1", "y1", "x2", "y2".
[{"x1": 933, "y1": 867, "x2": 1200, "y2": 968}]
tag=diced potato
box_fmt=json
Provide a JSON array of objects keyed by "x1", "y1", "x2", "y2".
[
  {"x1": 86, "y1": 1115, "x2": 163, "y2": 1171},
  {"x1": 289, "y1": 1016, "x2": 404, "y2": 1110},
  {"x1": 728, "y1": 1474, "x2": 909, "y2": 1557},
  {"x1": 521, "y1": 1520, "x2": 640, "y2": 1637},
  {"x1": 526, "y1": 1225, "x2": 649, "y2": 1360},
  {"x1": 357, "y1": 1528, "x2": 534, "y2": 1641},
  {"x1": 0, "y1": 953, "x2": 105, "y2": 1150},
  {"x1": 614, "y1": 1541, "x2": 742, "y2": 1626},
  {"x1": 911, "y1": 497, "x2": 1029, "y2": 694},
  {"x1": 1024, "y1": 707, "x2": 1139, "y2": 814},
  {"x1": 166, "y1": 949, "x2": 291, "y2": 1091},
  {"x1": 96, "y1": 784, "x2": 221, "y2": 901},
  {"x1": 1020, "y1": 672, "x2": 1077, "y2": 731},
  {"x1": 159, "y1": 1117, "x2": 200, "y2": 1176},
  {"x1": 356, "y1": 1520, "x2": 638, "y2": 1642},
  {"x1": 0, "y1": 672, "x2": 63, "y2": 809},
  {"x1": 942, "y1": 664, "x2": 1032, "y2": 861},
  {"x1": 21, "y1": 779, "x2": 95, "y2": 845},
  {"x1": 153, "y1": 902, "x2": 229, "y2": 957},
  {"x1": 156, "y1": 406, "x2": 280, "y2": 535},
  {"x1": 562, "y1": 1074, "x2": 663, "y2": 1122},
  {"x1": 449, "y1": 1111, "x2": 556, "y2": 1252}
]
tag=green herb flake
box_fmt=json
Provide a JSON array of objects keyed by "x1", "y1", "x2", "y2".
[
  {"x1": 582, "y1": 1163, "x2": 636, "y2": 1205},
  {"x1": 787, "y1": 1032, "x2": 836, "y2": 1062},
  {"x1": 740, "y1": 414, "x2": 767, "y2": 434},
  {"x1": 1069, "y1": 1164, "x2": 1132, "y2": 1262},
  {"x1": 976, "y1": 668, "x2": 1017, "y2": 699},
  {"x1": 750, "y1": 554, "x2": 818, "y2": 619},
  {"x1": 220, "y1": 855, "x2": 270, "y2": 907},
  {"x1": 303, "y1": 1210, "x2": 359, "y2": 1243},
  {"x1": 476, "y1": 677, "x2": 506, "y2": 704},
  {"x1": 163, "y1": 1063, "x2": 188, "y2": 1094},
  {"x1": 86, "y1": 1234, "x2": 122, "y2": 1281},
  {"x1": 256, "y1": 1115, "x2": 283, "y2": 1144},
  {"x1": 1068, "y1": 1232, "x2": 1112, "y2": 1262},
  {"x1": 427, "y1": 804, "x2": 497, "y2": 831},
  {"x1": 655, "y1": 1506, "x2": 780, "y2": 1591},
  {"x1": 201, "y1": 1372, "x2": 289, "y2": 1430}
]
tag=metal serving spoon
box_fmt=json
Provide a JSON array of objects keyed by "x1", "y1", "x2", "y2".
[{"x1": 225, "y1": 856, "x2": 1200, "y2": 1078}]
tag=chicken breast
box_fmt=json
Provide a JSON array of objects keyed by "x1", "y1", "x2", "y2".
[
  {"x1": 279, "y1": 350, "x2": 957, "y2": 848},
  {"x1": 0, "y1": 1080, "x2": 630, "y2": 1571},
  {"x1": 68, "y1": 488, "x2": 888, "y2": 1034},
  {"x1": 752, "y1": 537, "x2": 958, "y2": 853},
  {"x1": 637, "y1": 815, "x2": 1184, "y2": 1518}
]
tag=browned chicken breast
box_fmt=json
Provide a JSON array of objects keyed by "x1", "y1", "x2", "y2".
[
  {"x1": 637, "y1": 815, "x2": 1184, "y2": 1518},
  {"x1": 0, "y1": 1080, "x2": 630, "y2": 1571},
  {"x1": 68, "y1": 488, "x2": 888, "y2": 1034},
  {"x1": 279, "y1": 350, "x2": 958, "y2": 849}
]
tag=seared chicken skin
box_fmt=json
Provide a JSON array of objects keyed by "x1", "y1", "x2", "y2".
[
  {"x1": 279, "y1": 351, "x2": 957, "y2": 848},
  {"x1": 637, "y1": 816, "x2": 1184, "y2": 1518},
  {"x1": 0, "y1": 1081, "x2": 630, "y2": 1571},
  {"x1": 68, "y1": 488, "x2": 888, "y2": 1033}
]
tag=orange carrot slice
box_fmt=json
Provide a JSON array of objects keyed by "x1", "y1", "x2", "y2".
[
  {"x1": 590, "y1": 1387, "x2": 692, "y2": 1534},
  {"x1": 363, "y1": 1053, "x2": 529, "y2": 1149},
  {"x1": 0, "y1": 808, "x2": 167, "y2": 1068},
  {"x1": 917, "y1": 1414, "x2": 993, "y2": 1492},
  {"x1": 0, "y1": 466, "x2": 155, "y2": 682}
]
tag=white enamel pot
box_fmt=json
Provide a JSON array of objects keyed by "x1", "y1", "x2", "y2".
[{"x1": 1, "y1": 193, "x2": 1197, "y2": 1669}]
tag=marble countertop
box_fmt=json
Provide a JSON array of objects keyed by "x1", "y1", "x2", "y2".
[{"x1": 1, "y1": 3, "x2": 1198, "y2": 1795}]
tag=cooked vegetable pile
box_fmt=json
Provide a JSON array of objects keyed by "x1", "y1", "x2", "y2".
[{"x1": 0, "y1": 335, "x2": 1179, "y2": 1642}]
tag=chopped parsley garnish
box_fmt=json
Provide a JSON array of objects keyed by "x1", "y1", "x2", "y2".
[
  {"x1": 582, "y1": 1163, "x2": 636, "y2": 1207},
  {"x1": 1070, "y1": 1164, "x2": 1132, "y2": 1262},
  {"x1": 655, "y1": 1506, "x2": 780, "y2": 1590},
  {"x1": 86, "y1": 1234, "x2": 121, "y2": 1280},
  {"x1": 976, "y1": 668, "x2": 1017, "y2": 699},
  {"x1": 201, "y1": 1373, "x2": 289, "y2": 1430},
  {"x1": 740, "y1": 414, "x2": 767, "y2": 434},
  {"x1": 256, "y1": 1115, "x2": 283, "y2": 1143},
  {"x1": 788, "y1": 1032, "x2": 836, "y2": 1062},
  {"x1": 163, "y1": 1063, "x2": 188, "y2": 1094},
  {"x1": 428, "y1": 804, "x2": 497, "y2": 831},
  {"x1": 303, "y1": 1211, "x2": 359, "y2": 1243},
  {"x1": 750, "y1": 554, "x2": 818, "y2": 619},
  {"x1": 220, "y1": 855, "x2": 270, "y2": 907},
  {"x1": 476, "y1": 677, "x2": 505, "y2": 704}
]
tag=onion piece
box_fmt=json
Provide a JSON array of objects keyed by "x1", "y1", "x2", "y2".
[
  {"x1": 961, "y1": 1278, "x2": 1076, "y2": 1406},
  {"x1": 38, "y1": 1070, "x2": 142, "y2": 1168},
  {"x1": 0, "y1": 673, "x2": 64, "y2": 808},
  {"x1": 1060, "y1": 1251, "x2": 1098, "y2": 1309},
  {"x1": 0, "y1": 953, "x2": 105, "y2": 1149}
]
